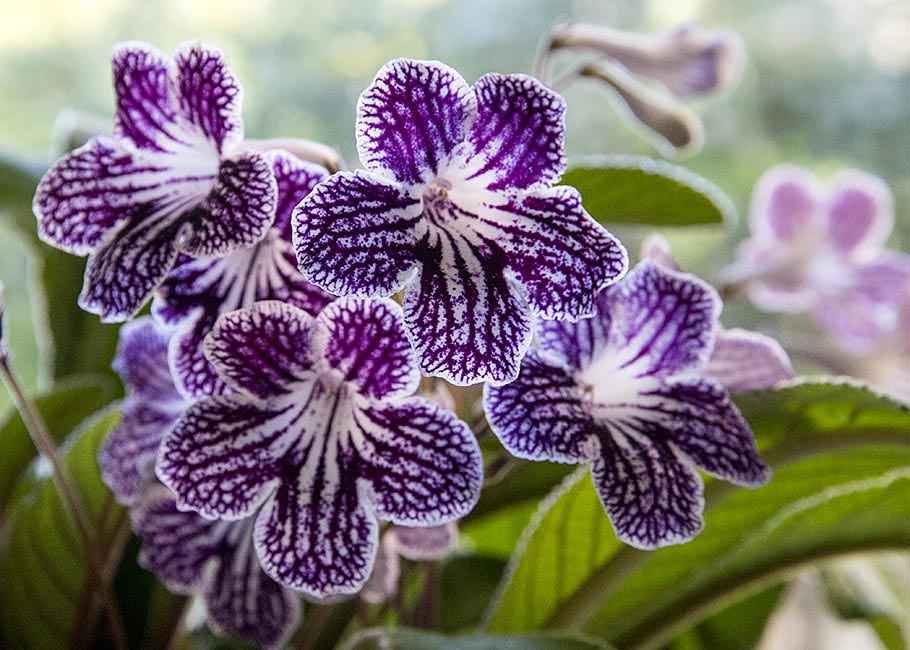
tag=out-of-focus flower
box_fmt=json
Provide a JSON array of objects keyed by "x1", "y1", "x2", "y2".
[
  {"x1": 157, "y1": 299, "x2": 483, "y2": 598},
  {"x1": 293, "y1": 58, "x2": 627, "y2": 386},
  {"x1": 485, "y1": 261, "x2": 769, "y2": 549},
  {"x1": 722, "y1": 165, "x2": 910, "y2": 353},
  {"x1": 34, "y1": 41, "x2": 277, "y2": 321}
]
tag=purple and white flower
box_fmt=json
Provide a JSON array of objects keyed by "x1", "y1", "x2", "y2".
[
  {"x1": 132, "y1": 484, "x2": 300, "y2": 649},
  {"x1": 723, "y1": 165, "x2": 910, "y2": 353},
  {"x1": 484, "y1": 260, "x2": 770, "y2": 549},
  {"x1": 154, "y1": 151, "x2": 333, "y2": 398},
  {"x1": 156, "y1": 298, "x2": 483, "y2": 598},
  {"x1": 293, "y1": 58, "x2": 627, "y2": 386},
  {"x1": 34, "y1": 41, "x2": 277, "y2": 321},
  {"x1": 99, "y1": 317, "x2": 188, "y2": 505}
]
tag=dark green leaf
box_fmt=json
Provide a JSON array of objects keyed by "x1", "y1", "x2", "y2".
[
  {"x1": 441, "y1": 556, "x2": 508, "y2": 632},
  {"x1": 350, "y1": 628, "x2": 614, "y2": 650},
  {"x1": 0, "y1": 150, "x2": 44, "y2": 237}
]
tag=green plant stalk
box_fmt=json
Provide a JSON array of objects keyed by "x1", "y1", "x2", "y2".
[{"x1": 0, "y1": 355, "x2": 128, "y2": 650}]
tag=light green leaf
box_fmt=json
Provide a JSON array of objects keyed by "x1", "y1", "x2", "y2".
[
  {"x1": 349, "y1": 628, "x2": 614, "y2": 650},
  {"x1": 561, "y1": 156, "x2": 733, "y2": 227},
  {"x1": 486, "y1": 380, "x2": 910, "y2": 650},
  {"x1": 0, "y1": 407, "x2": 125, "y2": 650},
  {"x1": 0, "y1": 150, "x2": 44, "y2": 237}
]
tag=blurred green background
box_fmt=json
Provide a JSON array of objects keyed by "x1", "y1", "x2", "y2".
[{"x1": 0, "y1": 0, "x2": 909, "y2": 416}]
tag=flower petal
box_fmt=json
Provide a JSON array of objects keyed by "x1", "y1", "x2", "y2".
[
  {"x1": 204, "y1": 520, "x2": 302, "y2": 650},
  {"x1": 271, "y1": 150, "x2": 328, "y2": 240},
  {"x1": 483, "y1": 350, "x2": 593, "y2": 463},
  {"x1": 749, "y1": 165, "x2": 823, "y2": 243},
  {"x1": 203, "y1": 301, "x2": 317, "y2": 399},
  {"x1": 318, "y1": 298, "x2": 419, "y2": 400},
  {"x1": 360, "y1": 534, "x2": 400, "y2": 604},
  {"x1": 465, "y1": 73, "x2": 566, "y2": 191},
  {"x1": 535, "y1": 293, "x2": 613, "y2": 372},
  {"x1": 357, "y1": 58, "x2": 476, "y2": 185},
  {"x1": 826, "y1": 170, "x2": 894, "y2": 254},
  {"x1": 393, "y1": 522, "x2": 458, "y2": 561},
  {"x1": 403, "y1": 241, "x2": 532, "y2": 386},
  {"x1": 180, "y1": 152, "x2": 277, "y2": 257},
  {"x1": 494, "y1": 186, "x2": 627, "y2": 319},
  {"x1": 646, "y1": 377, "x2": 770, "y2": 486},
  {"x1": 79, "y1": 209, "x2": 185, "y2": 321},
  {"x1": 354, "y1": 399, "x2": 483, "y2": 525},
  {"x1": 156, "y1": 394, "x2": 294, "y2": 519},
  {"x1": 591, "y1": 432, "x2": 704, "y2": 549},
  {"x1": 173, "y1": 41, "x2": 244, "y2": 152},
  {"x1": 111, "y1": 316, "x2": 179, "y2": 402},
  {"x1": 706, "y1": 327, "x2": 794, "y2": 393},
  {"x1": 293, "y1": 170, "x2": 422, "y2": 297},
  {"x1": 606, "y1": 261, "x2": 720, "y2": 378}
]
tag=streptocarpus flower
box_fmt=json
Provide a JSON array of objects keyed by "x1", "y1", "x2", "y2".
[
  {"x1": 99, "y1": 317, "x2": 188, "y2": 505},
  {"x1": 132, "y1": 484, "x2": 300, "y2": 649},
  {"x1": 34, "y1": 41, "x2": 277, "y2": 321},
  {"x1": 484, "y1": 260, "x2": 770, "y2": 549},
  {"x1": 722, "y1": 165, "x2": 910, "y2": 352},
  {"x1": 157, "y1": 298, "x2": 483, "y2": 597},
  {"x1": 154, "y1": 151, "x2": 333, "y2": 398},
  {"x1": 293, "y1": 58, "x2": 628, "y2": 386}
]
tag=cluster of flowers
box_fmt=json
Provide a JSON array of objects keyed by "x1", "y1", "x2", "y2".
[{"x1": 34, "y1": 41, "x2": 791, "y2": 646}]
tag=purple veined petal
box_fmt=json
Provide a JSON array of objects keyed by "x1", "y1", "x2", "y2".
[
  {"x1": 131, "y1": 483, "x2": 226, "y2": 591},
  {"x1": 180, "y1": 151, "x2": 277, "y2": 257},
  {"x1": 353, "y1": 398, "x2": 483, "y2": 525},
  {"x1": 356, "y1": 58, "x2": 477, "y2": 186},
  {"x1": 173, "y1": 41, "x2": 244, "y2": 152},
  {"x1": 155, "y1": 234, "x2": 332, "y2": 399},
  {"x1": 463, "y1": 73, "x2": 566, "y2": 192},
  {"x1": 403, "y1": 237, "x2": 532, "y2": 386},
  {"x1": 111, "y1": 42, "x2": 180, "y2": 155},
  {"x1": 111, "y1": 316, "x2": 179, "y2": 403},
  {"x1": 491, "y1": 186, "x2": 628, "y2": 320},
  {"x1": 293, "y1": 170, "x2": 422, "y2": 298},
  {"x1": 591, "y1": 431, "x2": 705, "y2": 550},
  {"x1": 748, "y1": 165, "x2": 824, "y2": 243},
  {"x1": 271, "y1": 150, "x2": 328, "y2": 240},
  {"x1": 360, "y1": 533, "x2": 400, "y2": 604},
  {"x1": 393, "y1": 521, "x2": 459, "y2": 561},
  {"x1": 203, "y1": 517, "x2": 302, "y2": 650},
  {"x1": 706, "y1": 327, "x2": 794, "y2": 393},
  {"x1": 156, "y1": 394, "x2": 296, "y2": 520},
  {"x1": 603, "y1": 260, "x2": 720, "y2": 379},
  {"x1": 825, "y1": 170, "x2": 894, "y2": 255},
  {"x1": 535, "y1": 288, "x2": 615, "y2": 372},
  {"x1": 318, "y1": 298, "x2": 420, "y2": 400},
  {"x1": 79, "y1": 207, "x2": 186, "y2": 321},
  {"x1": 203, "y1": 301, "x2": 318, "y2": 399},
  {"x1": 644, "y1": 377, "x2": 770, "y2": 486},
  {"x1": 483, "y1": 350, "x2": 594, "y2": 463}
]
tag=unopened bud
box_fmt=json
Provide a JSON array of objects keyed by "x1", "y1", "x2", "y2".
[
  {"x1": 51, "y1": 109, "x2": 111, "y2": 157},
  {"x1": 243, "y1": 138, "x2": 344, "y2": 173}
]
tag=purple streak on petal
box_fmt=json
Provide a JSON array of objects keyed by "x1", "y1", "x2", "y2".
[
  {"x1": 645, "y1": 377, "x2": 770, "y2": 486},
  {"x1": 404, "y1": 239, "x2": 532, "y2": 386},
  {"x1": 706, "y1": 327, "x2": 794, "y2": 393},
  {"x1": 608, "y1": 261, "x2": 720, "y2": 378},
  {"x1": 173, "y1": 41, "x2": 243, "y2": 152},
  {"x1": 360, "y1": 533, "x2": 400, "y2": 604},
  {"x1": 293, "y1": 170, "x2": 422, "y2": 297},
  {"x1": 156, "y1": 394, "x2": 293, "y2": 520},
  {"x1": 354, "y1": 399, "x2": 483, "y2": 525},
  {"x1": 749, "y1": 165, "x2": 822, "y2": 243},
  {"x1": 180, "y1": 152, "x2": 277, "y2": 257},
  {"x1": 483, "y1": 350, "x2": 593, "y2": 463},
  {"x1": 131, "y1": 484, "x2": 225, "y2": 591},
  {"x1": 111, "y1": 43, "x2": 179, "y2": 153},
  {"x1": 319, "y1": 298, "x2": 419, "y2": 400},
  {"x1": 79, "y1": 208, "x2": 185, "y2": 321},
  {"x1": 271, "y1": 150, "x2": 328, "y2": 240},
  {"x1": 204, "y1": 519, "x2": 302, "y2": 650},
  {"x1": 203, "y1": 301, "x2": 317, "y2": 399},
  {"x1": 111, "y1": 316, "x2": 178, "y2": 401},
  {"x1": 356, "y1": 58, "x2": 476, "y2": 185},
  {"x1": 826, "y1": 170, "x2": 894, "y2": 254},
  {"x1": 494, "y1": 186, "x2": 627, "y2": 320},
  {"x1": 465, "y1": 73, "x2": 566, "y2": 191},
  {"x1": 393, "y1": 521, "x2": 458, "y2": 561},
  {"x1": 591, "y1": 432, "x2": 704, "y2": 550},
  {"x1": 536, "y1": 292, "x2": 613, "y2": 372}
]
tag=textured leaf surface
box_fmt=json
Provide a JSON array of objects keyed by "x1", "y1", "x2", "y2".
[{"x1": 351, "y1": 629, "x2": 613, "y2": 650}]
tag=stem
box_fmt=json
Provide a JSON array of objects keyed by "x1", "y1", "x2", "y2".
[
  {"x1": 0, "y1": 356, "x2": 128, "y2": 650},
  {"x1": 415, "y1": 561, "x2": 441, "y2": 630}
]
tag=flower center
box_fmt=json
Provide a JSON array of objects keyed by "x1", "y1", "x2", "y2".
[
  {"x1": 317, "y1": 366, "x2": 347, "y2": 394},
  {"x1": 577, "y1": 354, "x2": 662, "y2": 422},
  {"x1": 422, "y1": 178, "x2": 456, "y2": 224}
]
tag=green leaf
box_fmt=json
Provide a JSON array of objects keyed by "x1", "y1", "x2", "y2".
[
  {"x1": 0, "y1": 150, "x2": 44, "y2": 237},
  {"x1": 0, "y1": 407, "x2": 125, "y2": 650},
  {"x1": 486, "y1": 380, "x2": 910, "y2": 649},
  {"x1": 561, "y1": 156, "x2": 733, "y2": 227},
  {"x1": 0, "y1": 374, "x2": 117, "y2": 515},
  {"x1": 350, "y1": 628, "x2": 614, "y2": 650},
  {"x1": 440, "y1": 556, "x2": 508, "y2": 632}
]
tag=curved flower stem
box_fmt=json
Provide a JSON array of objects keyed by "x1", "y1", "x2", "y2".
[
  {"x1": 416, "y1": 561, "x2": 441, "y2": 629},
  {"x1": 0, "y1": 355, "x2": 128, "y2": 650}
]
